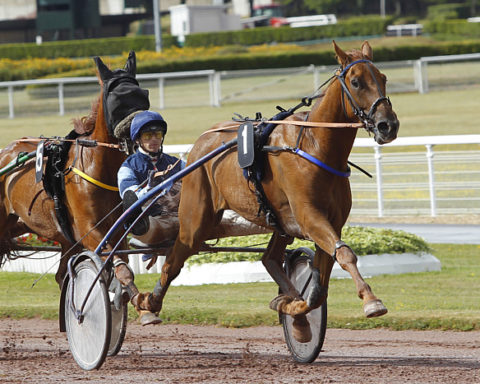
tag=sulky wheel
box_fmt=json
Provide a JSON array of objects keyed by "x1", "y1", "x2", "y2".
[
  {"x1": 107, "y1": 277, "x2": 128, "y2": 357},
  {"x1": 281, "y1": 247, "x2": 327, "y2": 363},
  {"x1": 64, "y1": 258, "x2": 111, "y2": 370}
]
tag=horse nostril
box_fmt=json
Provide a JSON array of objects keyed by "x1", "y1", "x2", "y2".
[{"x1": 377, "y1": 121, "x2": 389, "y2": 134}]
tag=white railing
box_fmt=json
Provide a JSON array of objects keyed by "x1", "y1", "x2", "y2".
[
  {"x1": 414, "y1": 52, "x2": 480, "y2": 94},
  {"x1": 165, "y1": 134, "x2": 480, "y2": 217},
  {"x1": 0, "y1": 70, "x2": 221, "y2": 118},
  {"x1": 386, "y1": 23, "x2": 423, "y2": 37}
]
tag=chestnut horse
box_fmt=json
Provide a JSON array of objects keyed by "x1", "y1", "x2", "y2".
[
  {"x1": 0, "y1": 52, "x2": 144, "y2": 297},
  {"x1": 133, "y1": 41, "x2": 400, "y2": 339}
]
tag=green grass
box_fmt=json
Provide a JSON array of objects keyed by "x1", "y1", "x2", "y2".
[{"x1": 1, "y1": 243, "x2": 479, "y2": 331}]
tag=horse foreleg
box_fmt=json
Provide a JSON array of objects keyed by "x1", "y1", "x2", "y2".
[
  {"x1": 110, "y1": 254, "x2": 162, "y2": 325},
  {"x1": 335, "y1": 243, "x2": 387, "y2": 317},
  {"x1": 131, "y1": 238, "x2": 198, "y2": 325}
]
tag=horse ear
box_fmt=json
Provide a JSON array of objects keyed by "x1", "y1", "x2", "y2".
[
  {"x1": 94, "y1": 56, "x2": 113, "y2": 83},
  {"x1": 333, "y1": 40, "x2": 350, "y2": 67},
  {"x1": 124, "y1": 51, "x2": 137, "y2": 77},
  {"x1": 361, "y1": 41, "x2": 373, "y2": 61}
]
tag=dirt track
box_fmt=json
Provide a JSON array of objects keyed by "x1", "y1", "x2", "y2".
[{"x1": 1, "y1": 318, "x2": 479, "y2": 383}]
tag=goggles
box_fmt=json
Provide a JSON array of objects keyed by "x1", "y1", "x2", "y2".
[{"x1": 140, "y1": 131, "x2": 164, "y2": 141}]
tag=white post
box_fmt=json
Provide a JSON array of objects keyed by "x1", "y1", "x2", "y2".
[
  {"x1": 414, "y1": 59, "x2": 428, "y2": 94},
  {"x1": 158, "y1": 78, "x2": 165, "y2": 109},
  {"x1": 426, "y1": 144, "x2": 437, "y2": 217},
  {"x1": 374, "y1": 146, "x2": 384, "y2": 217},
  {"x1": 209, "y1": 72, "x2": 221, "y2": 107},
  {"x1": 58, "y1": 82, "x2": 64, "y2": 116},
  {"x1": 313, "y1": 65, "x2": 320, "y2": 92},
  {"x1": 8, "y1": 85, "x2": 14, "y2": 119}
]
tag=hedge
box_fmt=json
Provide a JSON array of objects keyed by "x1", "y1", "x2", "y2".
[
  {"x1": 2, "y1": 39, "x2": 480, "y2": 82},
  {"x1": 187, "y1": 225, "x2": 431, "y2": 265},
  {"x1": 0, "y1": 16, "x2": 390, "y2": 60},
  {"x1": 425, "y1": 19, "x2": 480, "y2": 37},
  {"x1": 136, "y1": 40, "x2": 480, "y2": 72},
  {"x1": 426, "y1": 3, "x2": 471, "y2": 20},
  {"x1": 184, "y1": 16, "x2": 392, "y2": 47},
  {"x1": 0, "y1": 35, "x2": 177, "y2": 60}
]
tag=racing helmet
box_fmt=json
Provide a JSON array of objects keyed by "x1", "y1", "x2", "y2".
[{"x1": 130, "y1": 110, "x2": 167, "y2": 142}]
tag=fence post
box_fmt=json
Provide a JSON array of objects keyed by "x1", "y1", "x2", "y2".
[
  {"x1": 58, "y1": 82, "x2": 64, "y2": 116},
  {"x1": 312, "y1": 65, "x2": 319, "y2": 92},
  {"x1": 215, "y1": 72, "x2": 221, "y2": 107},
  {"x1": 426, "y1": 144, "x2": 437, "y2": 216},
  {"x1": 158, "y1": 78, "x2": 165, "y2": 110},
  {"x1": 8, "y1": 85, "x2": 14, "y2": 119},
  {"x1": 414, "y1": 59, "x2": 428, "y2": 94},
  {"x1": 374, "y1": 146, "x2": 384, "y2": 217},
  {"x1": 210, "y1": 71, "x2": 221, "y2": 107}
]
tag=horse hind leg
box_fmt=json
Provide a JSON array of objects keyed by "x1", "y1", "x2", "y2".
[
  {"x1": 263, "y1": 232, "x2": 317, "y2": 343},
  {"x1": 55, "y1": 243, "x2": 83, "y2": 287},
  {"x1": 0, "y1": 215, "x2": 26, "y2": 268},
  {"x1": 335, "y1": 242, "x2": 387, "y2": 317}
]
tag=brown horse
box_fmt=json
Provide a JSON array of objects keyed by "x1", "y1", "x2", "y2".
[
  {"x1": 0, "y1": 52, "x2": 145, "y2": 299},
  {"x1": 133, "y1": 41, "x2": 399, "y2": 339}
]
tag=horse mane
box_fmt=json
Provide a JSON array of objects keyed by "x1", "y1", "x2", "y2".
[
  {"x1": 71, "y1": 94, "x2": 101, "y2": 135},
  {"x1": 345, "y1": 48, "x2": 366, "y2": 60}
]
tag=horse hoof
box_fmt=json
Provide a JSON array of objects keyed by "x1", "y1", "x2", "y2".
[
  {"x1": 364, "y1": 299, "x2": 388, "y2": 318},
  {"x1": 292, "y1": 315, "x2": 312, "y2": 343},
  {"x1": 269, "y1": 294, "x2": 292, "y2": 312},
  {"x1": 138, "y1": 310, "x2": 163, "y2": 326}
]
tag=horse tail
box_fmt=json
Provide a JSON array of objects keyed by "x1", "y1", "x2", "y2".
[{"x1": 0, "y1": 238, "x2": 16, "y2": 268}]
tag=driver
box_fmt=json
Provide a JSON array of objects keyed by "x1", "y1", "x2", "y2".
[{"x1": 117, "y1": 110, "x2": 185, "y2": 236}]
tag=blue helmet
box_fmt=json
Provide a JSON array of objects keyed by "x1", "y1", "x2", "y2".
[{"x1": 130, "y1": 110, "x2": 167, "y2": 142}]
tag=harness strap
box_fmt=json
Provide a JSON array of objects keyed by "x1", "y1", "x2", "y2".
[
  {"x1": 262, "y1": 146, "x2": 351, "y2": 178},
  {"x1": 294, "y1": 148, "x2": 351, "y2": 177},
  {"x1": 71, "y1": 167, "x2": 119, "y2": 192}
]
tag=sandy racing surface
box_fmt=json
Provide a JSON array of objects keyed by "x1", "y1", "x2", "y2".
[{"x1": 1, "y1": 318, "x2": 479, "y2": 383}]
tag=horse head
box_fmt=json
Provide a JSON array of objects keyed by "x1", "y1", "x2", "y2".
[
  {"x1": 333, "y1": 41, "x2": 399, "y2": 145},
  {"x1": 94, "y1": 51, "x2": 150, "y2": 138}
]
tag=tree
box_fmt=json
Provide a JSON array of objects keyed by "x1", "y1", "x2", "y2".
[{"x1": 277, "y1": 0, "x2": 315, "y2": 16}]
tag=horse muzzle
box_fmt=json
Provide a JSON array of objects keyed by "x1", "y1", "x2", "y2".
[{"x1": 373, "y1": 117, "x2": 399, "y2": 145}]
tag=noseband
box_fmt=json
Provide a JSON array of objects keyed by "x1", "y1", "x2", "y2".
[{"x1": 336, "y1": 59, "x2": 391, "y2": 132}]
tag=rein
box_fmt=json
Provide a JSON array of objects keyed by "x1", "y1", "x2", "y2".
[
  {"x1": 15, "y1": 137, "x2": 120, "y2": 149},
  {"x1": 201, "y1": 119, "x2": 365, "y2": 136}
]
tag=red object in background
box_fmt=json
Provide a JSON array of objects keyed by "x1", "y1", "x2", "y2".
[{"x1": 270, "y1": 17, "x2": 289, "y2": 27}]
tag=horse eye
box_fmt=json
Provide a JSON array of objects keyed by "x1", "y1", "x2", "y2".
[{"x1": 351, "y1": 78, "x2": 360, "y2": 89}]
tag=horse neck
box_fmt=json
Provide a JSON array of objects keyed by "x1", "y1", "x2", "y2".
[
  {"x1": 305, "y1": 80, "x2": 358, "y2": 168},
  {"x1": 81, "y1": 105, "x2": 125, "y2": 175},
  {"x1": 91, "y1": 106, "x2": 113, "y2": 144}
]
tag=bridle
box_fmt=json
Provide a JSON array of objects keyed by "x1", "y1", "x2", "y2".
[{"x1": 336, "y1": 59, "x2": 392, "y2": 132}]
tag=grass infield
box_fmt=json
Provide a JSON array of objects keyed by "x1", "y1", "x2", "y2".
[{"x1": 1, "y1": 243, "x2": 479, "y2": 331}]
